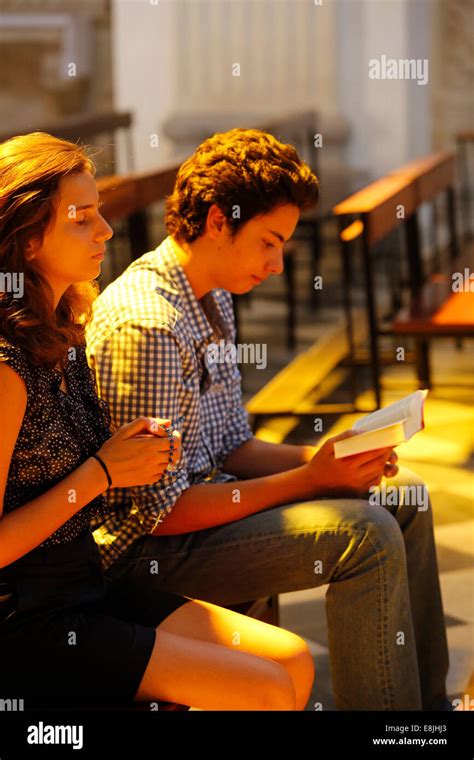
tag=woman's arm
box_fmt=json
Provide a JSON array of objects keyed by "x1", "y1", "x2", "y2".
[{"x1": 0, "y1": 363, "x2": 108, "y2": 568}]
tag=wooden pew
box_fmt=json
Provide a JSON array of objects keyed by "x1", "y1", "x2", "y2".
[
  {"x1": 333, "y1": 151, "x2": 472, "y2": 401},
  {"x1": 0, "y1": 110, "x2": 133, "y2": 145},
  {"x1": 0, "y1": 111, "x2": 134, "y2": 175},
  {"x1": 98, "y1": 159, "x2": 183, "y2": 259}
]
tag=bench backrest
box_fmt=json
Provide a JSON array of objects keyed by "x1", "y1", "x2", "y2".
[{"x1": 333, "y1": 151, "x2": 456, "y2": 247}]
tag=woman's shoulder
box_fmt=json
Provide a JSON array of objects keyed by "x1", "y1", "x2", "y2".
[{"x1": 0, "y1": 335, "x2": 33, "y2": 388}]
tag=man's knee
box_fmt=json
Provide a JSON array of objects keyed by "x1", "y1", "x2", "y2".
[{"x1": 354, "y1": 499, "x2": 407, "y2": 558}]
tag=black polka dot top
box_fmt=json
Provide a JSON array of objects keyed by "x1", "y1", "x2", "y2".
[{"x1": 0, "y1": 336, "x2": 113, "y2": 548}]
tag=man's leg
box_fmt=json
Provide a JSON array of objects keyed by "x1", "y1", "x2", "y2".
[
  {"x1": 104, "y1": 468, "x2": 446, "y2": 710},
  {"x1": 368, "y1": 467, "x2": 450, "y2": 710}
]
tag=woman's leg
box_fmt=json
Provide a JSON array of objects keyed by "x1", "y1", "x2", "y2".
[
  {"x1": 155, "y1": 599, "x2": 315, "y2": 710},
  {"x1": 134, "y1": 603, "x2": 299, "y2": 710}
]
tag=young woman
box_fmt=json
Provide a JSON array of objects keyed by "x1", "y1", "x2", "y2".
[{"x1": 0, "y1": 132, "x2": 314, "y2": 711}]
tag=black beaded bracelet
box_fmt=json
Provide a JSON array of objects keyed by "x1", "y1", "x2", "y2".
[{"x1": 91, "y1": 453, "x2": 113, "y2": 489}]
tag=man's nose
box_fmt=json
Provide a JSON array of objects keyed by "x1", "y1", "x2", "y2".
[{"x1": 267, "y1": 247, "x2": 284, "y2": 275}]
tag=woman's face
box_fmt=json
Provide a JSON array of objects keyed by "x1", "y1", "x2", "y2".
[{"x1": 26, "y1": 171, "x2": 113, "y2": 298}]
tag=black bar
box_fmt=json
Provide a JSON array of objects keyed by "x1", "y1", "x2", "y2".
[
  {"x1": 338, "y1": 216, "x2": 358, "y2": 407},
  {"x1": 446, "y1": 186, "x2": 460, "y2": 263},
  {"x1": 310, "y1": 218, "x2": 323, "y2": 309},
  {"x1": 128, "y1": 209, "x2": 150, "y2": 261},
  {"x1": 284, "y1": 251, "x2": 296, "y2": 351},
  {"x1": 361, "y1": 222, "x2": 382, "y2": 408},
  {"x1": 404, "y1": 211, "x2": 424, "y2": 300},
  {"x1": 415, "y1": 339, "x2": 432, "y2": 389}
]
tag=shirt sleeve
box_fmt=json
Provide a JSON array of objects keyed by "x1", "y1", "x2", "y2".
[
  {"x1": 88, "y1": 322, "x2": 191, "y2": 533},
  {"x1": 0, "y1": 340, "x2": 34, "y2": 396}
]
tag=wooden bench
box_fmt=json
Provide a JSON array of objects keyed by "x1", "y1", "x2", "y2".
[
  {"x1": 0, "y1": 111, "x2": 135, "y2": 175},
  {"x1": 333, "y1": 151, "x2": 472, "y2": 400}
]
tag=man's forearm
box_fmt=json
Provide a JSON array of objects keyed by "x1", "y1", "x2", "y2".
[
  {"x1": 151, "y1": 464, "x2": 315, "y2": 535},
  {"x1": 222, "y1": 437, "x2": 317, "y2": 479}
]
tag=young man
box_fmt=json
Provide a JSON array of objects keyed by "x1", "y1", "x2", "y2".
[{"x1": 86, "y1": 128, "x2": 450, "y2": 711}]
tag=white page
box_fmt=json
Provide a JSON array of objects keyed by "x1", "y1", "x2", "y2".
[{"x1": 353, "y1": 390, "x2": 428, "y2": 435}]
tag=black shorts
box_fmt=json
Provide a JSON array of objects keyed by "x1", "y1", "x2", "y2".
[{"x1": 0, "y1": 529, "x2": 192, "y2": 708}]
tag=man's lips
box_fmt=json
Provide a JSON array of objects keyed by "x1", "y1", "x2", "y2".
[
  {"x1": 251, "y1": 275, "x2": 263, "y2": 284},
  {"x1": 92, "y1": 249, "x2": 106, "y2": 259}
]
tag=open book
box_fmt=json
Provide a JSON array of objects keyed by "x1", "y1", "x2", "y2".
[{"x1": 333, "y1": 390, "x2": 428, "y2": 459}]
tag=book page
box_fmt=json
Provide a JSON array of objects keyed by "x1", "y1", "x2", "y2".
[{"x1": 353, "y1": 390, "x2": 428, "y2": 434}]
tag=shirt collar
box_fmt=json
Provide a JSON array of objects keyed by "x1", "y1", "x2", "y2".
[{"x1": 156, "y1": 236, "x2": 215, "y2": 344}]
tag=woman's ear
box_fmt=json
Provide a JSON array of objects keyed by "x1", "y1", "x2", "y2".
[{"x1": 24, "y1": 237, "x2": 39, "y2": 261}]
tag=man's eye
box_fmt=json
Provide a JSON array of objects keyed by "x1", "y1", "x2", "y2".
[{"x1": 264, "y1": 241, "x2": 275, "y2": 249}]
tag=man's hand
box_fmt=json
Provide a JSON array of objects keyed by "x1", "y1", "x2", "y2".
[
  {"x1": 384, "y1": 451, "x2": 399, "y2": 478},
  {"x1": 303, "y1": 430, "x2": 396, "y2": 498}
]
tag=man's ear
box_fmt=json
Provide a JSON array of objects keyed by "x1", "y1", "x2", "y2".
[{"x1": 206, "y1": 204, "x2": 227, "y2": 239}]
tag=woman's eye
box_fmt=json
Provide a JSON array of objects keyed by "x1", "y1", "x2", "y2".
[{"x1": 264, "y1": 241, "x2": 275, "y2": 249}]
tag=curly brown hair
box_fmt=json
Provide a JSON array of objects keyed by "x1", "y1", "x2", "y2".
[
  {"x1": 0, "y1": 132, "x2": 99, "y2": 369},
  {"x1": 164, "y1": 127, "x2": 319, "y2": 243}
]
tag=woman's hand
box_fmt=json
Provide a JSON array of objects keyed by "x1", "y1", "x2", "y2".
[
  {"x1": 303, "y1": 430, "x2": 396, "y2": 497},
  {"x1": 96, "y1": 416, "x2": 181, "y2": 488}
]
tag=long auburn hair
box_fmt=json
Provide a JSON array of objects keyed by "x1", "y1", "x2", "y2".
[{"x1": 0, "y1": 132, "x2": 99, "y2": 368}]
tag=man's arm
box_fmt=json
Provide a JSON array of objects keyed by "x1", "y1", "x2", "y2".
[
  {"x1": 222, "y1": 437, "x2": 317, "y2": 478},
  {"x1": 222, "y1": 437, "x2": 398, "y2": 481},
  {"x1": 152, "y1": 463, "x2": 314, "y2": 535},
  {"x1": 153, "y1": 435, "x2": 397, "y2": 535}
]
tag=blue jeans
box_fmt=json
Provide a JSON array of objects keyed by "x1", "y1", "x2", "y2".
[{"x1": 104, "y1": 467, "x2": 450, "y2": 711}]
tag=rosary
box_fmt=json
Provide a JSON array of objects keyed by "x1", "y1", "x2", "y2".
[{"x1": 157, "y1": 415, "x2": 185, "y2": 485}]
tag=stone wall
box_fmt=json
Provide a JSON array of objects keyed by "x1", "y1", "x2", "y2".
[
  {"x1": 0, "y1": 0, "x2": 113, "y2": 134},
  {"x1": 430, "y1": 0, "x2": 474, "y2": 150}
]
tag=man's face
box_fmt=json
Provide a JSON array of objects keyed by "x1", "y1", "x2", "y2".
[{"x1": 213, "y1": 204, "x2": 300, "y2": 294}]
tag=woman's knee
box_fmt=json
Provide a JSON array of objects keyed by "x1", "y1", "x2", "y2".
[
  {"x1": 135, "y1": 627, "x2": 297, "y2": 710},
  {"x1": 257, "y1": 662, "x2": 297, "y2": 711}
]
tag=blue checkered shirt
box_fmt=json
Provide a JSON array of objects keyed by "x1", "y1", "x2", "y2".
[{"x1": 85, "y1": 236, "x2": 253, "y2": 569}]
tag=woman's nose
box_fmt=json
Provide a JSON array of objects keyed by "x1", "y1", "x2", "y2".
[{"x1": 98, "y1": 217, "x2": 114, "y2": 241}]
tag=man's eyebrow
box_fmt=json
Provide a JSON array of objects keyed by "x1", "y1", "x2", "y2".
[{"x1": 265, "y1": 228, "x2": 287, "y2": 243}]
